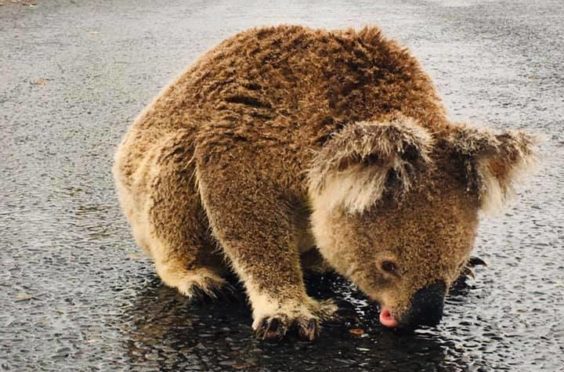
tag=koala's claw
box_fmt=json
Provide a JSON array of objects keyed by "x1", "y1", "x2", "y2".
[
  {"x1": 297, "y1": 318, "x2": 320, "y2": 341},
  {"x1": 453, "y1": 255, "x2": 488, "y2": 290},
  {"x1": 253, "y1": 297, "x2": 332, "y2": 341},
  {"x1": 254, "y1": 314, "x2": 322, "y2": 341},
  {"x1": 462, "y1": 256, "x2": 487, "y2": 279},
  {"x1": 255, "y1": 316, "x2": 289, "y2": 341},
  {"x1": 468, "y1": 256, "x2": 487, "y2": 268}
]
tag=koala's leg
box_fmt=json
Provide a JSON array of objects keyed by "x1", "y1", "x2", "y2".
[
  {"x1": 139, "y1": 131, "x2": 228, "y2": 298},
  {"x1": 195, "y1": 153, "x2": 337, "y2": 341}
]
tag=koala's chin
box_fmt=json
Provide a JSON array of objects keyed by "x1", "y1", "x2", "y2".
[{"x1": 113, "y1": 24, "x2": 537, "y2": 341}]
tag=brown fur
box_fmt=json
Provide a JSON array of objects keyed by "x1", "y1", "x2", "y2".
[{"x1": 113, "y1": 25, "x2": 536, "y2": 340}]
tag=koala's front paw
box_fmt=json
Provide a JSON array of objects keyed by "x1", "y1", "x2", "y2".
[
  {"x1": 254, "y1": 314, "x2": 320, "y2": 341},
  {"x1": 253, "y1": 298, "x2": 337, "y2": 341}
]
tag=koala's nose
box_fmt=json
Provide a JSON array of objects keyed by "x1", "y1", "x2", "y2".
[{"x1": 404, "y1": 281, "x2": 447, "y2": 329}]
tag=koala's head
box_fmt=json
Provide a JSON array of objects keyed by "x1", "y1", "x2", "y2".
[{"x1": 308, "y1": 114, "x2": 536, "y2": 330}]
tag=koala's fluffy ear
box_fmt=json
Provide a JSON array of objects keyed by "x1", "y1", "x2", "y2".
[
  {"x1": 308, "y1": 115, "x2": 433, "y2": 213},
  {"x1": 447, "y1": 125, "x2": 537, "y2": 214}
]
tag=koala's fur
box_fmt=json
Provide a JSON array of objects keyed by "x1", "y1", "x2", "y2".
[{"x1": 113, "y1": 25, "x2": 536, "y2": 340}]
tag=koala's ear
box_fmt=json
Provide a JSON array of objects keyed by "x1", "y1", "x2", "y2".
[
  {"x1": 308, "y1": 115, "x2": 433, "y2": 213},
  {"x1": 447, "y1": 125, "x2": 537, "y2": 214}
]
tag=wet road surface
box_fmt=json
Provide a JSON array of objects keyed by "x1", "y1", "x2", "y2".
[{"x1": 1, "y1": 0, "x2": 563, "y2": 370}]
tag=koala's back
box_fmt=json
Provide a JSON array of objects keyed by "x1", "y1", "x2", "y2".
[{"x1": 117, "y1": 25, "x2": 447, "y2": 186}]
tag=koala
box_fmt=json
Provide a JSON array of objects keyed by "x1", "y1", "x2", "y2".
[{"x1": 113, "y1": 25, "x2": 536, "y2": 341}]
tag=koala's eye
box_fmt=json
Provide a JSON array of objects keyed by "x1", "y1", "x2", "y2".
[{"x1": 381, "y1": 260, "x2": 399, "y2": 275}]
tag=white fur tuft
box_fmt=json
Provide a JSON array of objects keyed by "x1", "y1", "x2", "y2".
[
  {"x1": 308, "y1": 115, "x2": 433, "y2": 214},
  {"x1": 477, "y1": 158, "x2": 505, "y2": 215},
  {"x1": 311, "y1": 165, "x2": 388, "y2": 214},
  {"x1": 458, "y1": 129, "x2": 539, "y2": 215},
  {"x1": 478, "y1": 138, "x2": 538, "y2": 215}
]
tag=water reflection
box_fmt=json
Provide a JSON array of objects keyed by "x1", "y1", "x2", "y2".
[{"x1": 120, "y1": 273, "x2": 485, "y2": 371}]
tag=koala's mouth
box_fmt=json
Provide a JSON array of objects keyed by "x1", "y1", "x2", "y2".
[
  {"x1": 379, "y1": 307, "x2": 399, "y2": 328},
  {"x1": 377, "y1": 281, "x2": 447, "y2": 331}
]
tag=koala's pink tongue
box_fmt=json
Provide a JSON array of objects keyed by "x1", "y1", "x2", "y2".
[{"x1": 379, "y1": 307, "x2": 399, "y2": 328}]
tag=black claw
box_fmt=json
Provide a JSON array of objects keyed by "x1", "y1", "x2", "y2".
[
  {"x1": 255, "y1": 317, "x2": 287, "y2": 341},
  {"x1": 189, "y1": 286, "x2": 208, "y2": 302},
  {"x1": 211, "y1": 282, "x2": 239, "y2": 302},
  {"x1": 297, "y1": 319, "x2": 320, "y2": 341},
  {"x1": 468, "y1": 256, "x2": 487, "y2": 267},
  {"x1": 451, "y1": 257, "x2": 489, "y2": 292},
  {"x1": 268, "y1": 318, "x2": 281, "y2": 332},
  {"x1": 462, "y1": 267, "x2": 475, "y2": 279},
  {"x1": 452, "y1": 256, "x2": 487, "y2": 289}
]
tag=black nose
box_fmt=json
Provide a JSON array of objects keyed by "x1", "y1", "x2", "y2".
[{"x1": 403, "y1": 281, "x2": 447, "y2": 329}]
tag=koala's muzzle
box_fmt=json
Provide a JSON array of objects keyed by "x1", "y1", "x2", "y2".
[{"x1": 401, "y1": 281, "x2": 447, "y2": 329}]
